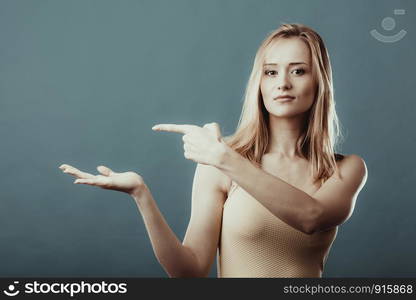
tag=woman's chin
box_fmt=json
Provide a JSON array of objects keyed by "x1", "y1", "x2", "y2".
[{"x1": 268, "y1": 111, "x2": 300, "y2": 118}]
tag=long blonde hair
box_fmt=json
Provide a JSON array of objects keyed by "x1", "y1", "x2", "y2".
[{"x1": 223, "y1": 23, "x2": 344, "y2": 185}]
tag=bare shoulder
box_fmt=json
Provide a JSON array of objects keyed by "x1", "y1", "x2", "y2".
[
  {"x1": 335, "y1": 154, "x2": 368, "y2": 183},
  {"x1": 194, "y1": 164, "x2": 231, "y2": 195}
]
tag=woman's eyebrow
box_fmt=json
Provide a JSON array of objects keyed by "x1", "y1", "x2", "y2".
[{"x1": 263, "y1": 62, "x2": 308, "y2": 66}]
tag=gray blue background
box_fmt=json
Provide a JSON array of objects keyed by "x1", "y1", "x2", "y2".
[{"x1": 1, "y1": 0, "x2": 415, "y2": 277}]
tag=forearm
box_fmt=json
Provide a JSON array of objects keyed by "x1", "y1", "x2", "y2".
[
  {"x1": 131, "y1": 187, "x2": 201, "y2": 277},
  {"x1": 216, "y1": 146, "x2": 320, "y2": 234}
]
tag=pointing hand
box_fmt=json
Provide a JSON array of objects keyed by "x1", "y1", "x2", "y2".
[{"x1": 152, "y1": 122, "x2": 228, "y2": 167}]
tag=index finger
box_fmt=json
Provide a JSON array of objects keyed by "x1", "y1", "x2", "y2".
[{"x1": 152, "y1": 124, "x2": 198, "y2": 134}]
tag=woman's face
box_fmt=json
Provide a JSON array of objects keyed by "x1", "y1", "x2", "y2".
[{"x1": 260, "y1": 37, "x2": 317, "y2": 118}]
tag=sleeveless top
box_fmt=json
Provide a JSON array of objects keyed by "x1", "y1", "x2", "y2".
[{"x1": 217, "y1": 181, "x2": 338, "y2": 278}]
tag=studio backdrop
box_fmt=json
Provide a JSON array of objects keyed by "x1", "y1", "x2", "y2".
[{"x1": 0, "y1": 0, "x2": 415, "y2": 277}]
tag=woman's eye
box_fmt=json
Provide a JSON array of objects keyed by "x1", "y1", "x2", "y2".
[
  {"x1": 264, "y1": 70, "x2": 277, "y2": 76},
  {"x1": 292, "y1": 68, "x2": 305, "y2": 75}
]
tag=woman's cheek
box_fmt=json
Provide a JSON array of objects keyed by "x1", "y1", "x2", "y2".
[
  {"x1": 298, "y1": 80, "x2": 316, "y2": 103},
  {"x1": 264, "y1": 82, "x2": 274, "y2": 101}
]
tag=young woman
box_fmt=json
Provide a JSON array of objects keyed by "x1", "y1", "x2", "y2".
[{"x1": 59, "y1": 23, "x2": 367, "y2": 278}]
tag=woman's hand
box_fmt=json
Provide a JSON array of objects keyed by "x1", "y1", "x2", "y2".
[
  {"x1": 59, "y1": 164, "x2": 146, "y2": 197},
  {"x1": 152, "y1": 122, "x2": 228, "y2": 168}
]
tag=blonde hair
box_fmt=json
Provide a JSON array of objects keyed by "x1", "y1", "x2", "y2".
[{"x1": 223, "y1": 23, "x2": 344, "y2": 185}]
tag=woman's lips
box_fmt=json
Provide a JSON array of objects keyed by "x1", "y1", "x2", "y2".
[{"x1": 274, "y1": 96, "x2": 295, "y2": 102}]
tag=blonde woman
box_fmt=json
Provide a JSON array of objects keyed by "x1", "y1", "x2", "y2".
[{"x1": 60, "y1": 24, "x2": 367, "y2": 278}]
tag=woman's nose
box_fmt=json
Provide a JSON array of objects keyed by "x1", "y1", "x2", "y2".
[{"x1": 276, "y1": 73, "x2": 292, "y2": 90}]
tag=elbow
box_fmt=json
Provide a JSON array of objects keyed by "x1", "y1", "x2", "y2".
[
  {"x1": 302, "y1": 223, "x2": 316, "y2": 235},
  {"x1": 302, "y1": 200, "x2": 324, "y2": 235},
  {"x1": 303, "y1": 221, "x2": 320, "y2": 235},
  {"x1": 164, "y1": 246, "x2": 207, "y2": 278},
  {"x1": 162, "y1": 261, "x2": 203, "y2": 278}
]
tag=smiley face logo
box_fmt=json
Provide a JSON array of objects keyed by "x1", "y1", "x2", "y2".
[
  {"x1": 370, "y1": 9, "x2": 407, "y2": 43},
  {"x1": 3, "y1": 281, "x2": 20, "y2": 297}
]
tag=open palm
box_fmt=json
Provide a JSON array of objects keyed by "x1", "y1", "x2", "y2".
[{"x1": 59, "y1": 164, "x2": 144, "y2": 195}]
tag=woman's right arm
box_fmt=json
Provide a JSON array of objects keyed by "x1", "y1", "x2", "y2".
[
  {"x1": 131, "y1": 187, "x2": 199, "y2": 277},
  {"x1": 60, "y1": 163, "x2": 228, "y2": 278},
  {"x1": 131, "y1": 163, "x2": 228, "y2": 278}
]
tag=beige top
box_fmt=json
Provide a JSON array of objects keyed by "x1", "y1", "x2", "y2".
[{"x1": 217, "y1": 181, "x2": 338, "y2": 278}]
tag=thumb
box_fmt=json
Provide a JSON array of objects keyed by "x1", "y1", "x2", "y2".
[
  {"x1": 97, "y1": 165, "x2": 114, "y2": 176},
  {"x1": 204, "y1": 122, "x2": 222, "y2": 140}
]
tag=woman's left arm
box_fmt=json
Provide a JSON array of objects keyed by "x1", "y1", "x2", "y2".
[{"x1": 217, "y1": 148, "x2": 368, "y2": 235}]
